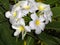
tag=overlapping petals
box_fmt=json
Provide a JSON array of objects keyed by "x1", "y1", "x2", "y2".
[{"x1": 5, "y1": 0, "x2": 53, "y2": 40}]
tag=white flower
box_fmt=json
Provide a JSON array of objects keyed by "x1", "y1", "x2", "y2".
[
  {"x1": 36, "y1": 2, "x2": 53, "y2": 24},
  {"x1": 5, "y1": 11, "x2": 12, "y2": 18},
  {"x1": 43, "y1": 10, "x2": 53, "y2": 24},
  {"x1": 37, "y1": 2, "x2": 50, "y2": 11},
  {"x1": 12, "y1": 18, "x2": 31, "y2": 39},
  {"x1": 5, "y1": 9, "x2": 26, "y2": 24},
  {"x1": 20, "y1": 1, "x2": 37, "y2": 15},
  {"x1": 12, "y1": 1, "x2": 21, "y2": 11},
  {"x1": 29, "y1": 13, "x2": 45, "y2": 34}
]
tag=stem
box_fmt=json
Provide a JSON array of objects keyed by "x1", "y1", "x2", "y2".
[
  {"x1": 14, "y1": 0, "x2": 17, "y2": 3},
  {"x1": 24, "y1": 40, "x2": 26, "y2": 45},
  {"x1": 27, "y1": 33, "x2": 38, "y2": 40},
  {"x1": 16, "y1": 36, "x2": 19, "y2": 45}
]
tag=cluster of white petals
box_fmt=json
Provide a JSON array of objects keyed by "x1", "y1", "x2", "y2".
[{"x1": 5, "y1": 0, "x2": 53, "y2": 40}]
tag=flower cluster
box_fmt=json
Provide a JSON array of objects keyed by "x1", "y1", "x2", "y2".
[{"x1": 5, "y1": 0, "x2": 53, "y2": 40}]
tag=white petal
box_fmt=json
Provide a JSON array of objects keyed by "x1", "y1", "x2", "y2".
[
  {"x1": 45, "y1": 20, "x2": 49, "y2": 24},
  {"x1": 39, "y1": 23, "x2": 45, "y2": 31},
  {"x1": 12, "y1": 25, "x2": 18, "y2": 29},
  {"x1": 20, "y1": 1, "x2": 28, "y2": 8},
  {"x1": 15, "y1": 6, "x2": 20, "y2": 11},
  {"x1": 29, "y1": 21, "x2": 35, "y2": 29},
  {"x1": 17, "y1": 10, "x2": 22, "y2": 18},
  {"x1": 5, "y1": 11, "x2": 12, "y2": 18},
  {"x1": 9, "y1": 17, "x2": 17, "y2": 24},
  {"x1": 31, "y1": 13, "x2": 38, "y2": 20},
  {"x1": 48, "y1": 16, "x2": 52, "y2": 22},
  {"x1": 22, "y1": 10, "x2": 29, "y2": 15},
  {"x1": 25, "y1": 26, "x2": 31, "y2": 32},
  {"x1": 39, "y1": 15, "x2": 45, "y2": 22},
  {"x1": 14, "y1": 30, "x2": 21, "y2": 36},
  {"x1": 19, "y1": 18, "x2": 25, "y2": 26},
  {"x1": 35, "y1": 27, "x2": 42, "y2": 34}
]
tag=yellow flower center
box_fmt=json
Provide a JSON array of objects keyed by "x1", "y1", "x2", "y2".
[
  {"x1": 35, "y1": 20, "x2": 40, "y2": 26},
  {"x1": 38, "y1": 5, "x2": 44, "y2": 11},
  {"x1": 23, "y1": 5, "x2": 30, "y2": 10},
  {"x1": 13, "y1": 12, "x2": 17, "y2": 17},
  {"x1": 19, "y1": 26, "x2": 25, "y2": 31}
]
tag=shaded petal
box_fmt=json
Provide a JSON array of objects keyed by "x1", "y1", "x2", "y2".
[
  {"x1": 12, "y1": 25, "x2": 18, "y2": 29},
  {"x1": 48, "y1": 16, "x2": 52, "y2": 22},
  {"x1": 22, "y1": 10, "x2": 29, "y2": 15},
  {"x1": 25, "y1": 26, "x2": 31, "y2": 32},
  {"x1": 29, "y1": 21, "x2": 35, "y2": 29},
  {"x1": 31, "y1": 13, "x2": 38, "y2": 20},
  {"x1": 17, "y1": 10, "x2": 22, "y2": 18},
  {"x1": 19, "y1": 18, "x2": 25, "y2": 26},
  {"x1": 39, "y1": 15, "x2": 45, "y2": 22},
  {"x1": 5, "y1": 11, "x2": 12, "y2": 18},
  {"x1": 14, "y1": 30, "x2": 21, "y2": 36},
  {"x1": 39, "y1": 23, "x2": 45, "y2": 31},
  {"x1": 45, "y1": 20, "x2": 49, "y2": 24},
  {"x1": 35, "y1": 27, "x2": 42, "y2": 34}
]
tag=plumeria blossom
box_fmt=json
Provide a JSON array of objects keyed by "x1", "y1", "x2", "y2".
[
  {"x1": 43, "y1": 10, "x2": 53, "y2": 24},
  {"x1": 36, "y1": 2, "x2": 53, "y2": 24},
  {"x1": 5, "y1": 0, "x2": 53, "y2": 39},
  {"x1": 5, "y1": 10, "x2": 20, "y2": 24},
  {"x1": 20, "y1": 1, "x2": 37, "y2": 15},
  {"x1": 12, "y1": 1, "x2": 21, "y2": 11},
  {"x1": 12, "y1": 18, "x2": 31, "y2": 39},
  {"x1": 29, "y1": 13, "x2": 45, "y2": 34},
  {"x1": 37, "y1": 2, "x2": 50, "y2": 11},
  {"x1": 5, "y1": 8, "x2": 26, "y2": 25}
]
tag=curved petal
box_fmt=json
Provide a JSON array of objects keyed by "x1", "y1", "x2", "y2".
[
  {"x1": 5, "y1": 11, "x2": 12, "y2": 18},
  {"x1": 39, "y1": 15, "x2": 45, "y2": 22},
  {"x1": 31, "y1": 13, "x2": 38, "y2": 20},
  {"x1": 25, "y1": 26, "x2": 31, "y2": 32},
  {"x1": 35, "y1": 27, "x2": 42, "y2": 34},
  {"x1": 22, "y1": 10, "x2": 29, "y2": 15},
  {"x1": 20, "y1": 1, "x2": 28, "y2": 8},
  {"x1": 45, "y1": 20, "x2": 49, "y2": 24},
  {"x1": 17, "y1": 10, "x2": 22, "y2": 18},
  {"x1": 39, "y1": 23, "x2": 45, "y2": 31},
  {"x1": 12, "y1": 25, "x2": 18, "y2": 29},
  {"x1": 29, "y1": 21, "x2": 35, "y2": 30},
  {"x1": 19, "y1": 18, "x2": 25, "y2": 26},
  {"x1": 14, "y1": 30, "x2": 21, "y2": 36}
]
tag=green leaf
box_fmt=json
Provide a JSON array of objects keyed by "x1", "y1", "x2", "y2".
[
  {"x1": 0, "y1": 40, "x2": 4, "y2": 45},
  {"x1": 26, "y1": 36, "x2": 35, "y2": 45},
  {"x1": 46, "y1": 21, "x2": 60, "y2": 32},
  {"x1": 38, "y1": 32, "x2": 60, "y2": 45},
  {"x1": 44, "y1": 0, "x2": 57, "y2": 4},
  {"x1": 0, "y1": 7, "x2": 7, "y2": 23},
  {"x1": 52, "y1": 7, "x2": 60, "y2": 18},
  {"x1": 0, "y1": 0, "x2": 10, "y2": 10},
  {"x1": 0, "y1": 22, "x2": 24, "y2": 45}
]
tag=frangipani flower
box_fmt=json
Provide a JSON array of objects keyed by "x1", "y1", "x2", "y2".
[
  {"x1": 12, "y1": 18, "x2": 31, "y2": 39},
  {"x1": 5, "y1": 0, "x2": 53, "y2": 40},
  {"x1": 5, "y1": 11, "x2": 20, "y2": 24},
  {"x1": 12, "y1": 1, "x2": 21, "y2": 11},
  {"x1": 20, "y1": 1, "x2": 37, "y2": 15},
  {"x1": 5, "y1": 9, "x2": 26, "y2": 25},
  {"x1": 29, "y1": 13, "x2": 45, "y2": 34},
  {"x1": 36, "y1": 3, "x2": 53, "y2": 24},
  {"x1": 37, "y1": 2, "x2": 50, "y2": 11},
  {"x1": 43, "y1": 10, "x2": 53, "y2": 24}
]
